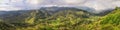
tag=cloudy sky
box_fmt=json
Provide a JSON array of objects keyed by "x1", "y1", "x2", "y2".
[{"x1": 0, "y1": 0, "x2": 120, "y2": 11}]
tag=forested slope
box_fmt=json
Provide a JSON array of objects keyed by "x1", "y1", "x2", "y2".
[{"x1": 0, "y1": 7, "x2": 120, "y2": 30}]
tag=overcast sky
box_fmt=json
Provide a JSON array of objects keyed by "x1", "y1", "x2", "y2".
[{"x1": 0, "y1": 0, "x2": 120, "y2": 11}]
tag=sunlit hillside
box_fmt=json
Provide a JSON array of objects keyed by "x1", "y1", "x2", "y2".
[{"x1": 0, "y1": 7, "x2": 120, "y2": 30}]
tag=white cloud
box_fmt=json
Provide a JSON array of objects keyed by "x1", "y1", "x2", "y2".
[
  {"x1": 0, "y1": 7, "x2": 20, "y2": 11},
  {"x1": 65, "y1": 0, "x2": 79, "y2": 3},
  {"x1": 0, "y1": 0, "x2": 120, "y2": 13},
  {"x1": 0, "y1": 0, "x2": 21, "y2": 11},
  {"x1": 0, "y1": 0, "x2": 9, "y2": 4},
  {"x1": 0, "y1": 7, "x2": 21, "y2": 11},
  {"x1": 26, "y1": 0, "x2": 43, "y2": 5},
  {"x1": 64, "y1": 0, "x2": 86, "y2": 4},
  {"x1": 112, "y1": 1, "x2": 120, "y2": 7}
]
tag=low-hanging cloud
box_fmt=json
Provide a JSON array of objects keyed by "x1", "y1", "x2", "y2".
[{"x1": 0, "y1": 0, "x2": 120, "y2": 13}]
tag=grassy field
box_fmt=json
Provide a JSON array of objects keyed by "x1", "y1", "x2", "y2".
[{"x1": 0, "y1": 7, "x2": 120, "y2": 30}]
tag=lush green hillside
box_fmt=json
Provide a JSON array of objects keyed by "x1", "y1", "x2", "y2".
[
  {"x1": 0, "y1": 7, "x2": 120, "y2": 30},
  {"x1": 100, "y1": 7, "x2": 120, "y2": 30}
]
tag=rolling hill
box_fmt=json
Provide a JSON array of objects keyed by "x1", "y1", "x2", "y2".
[{"x1": 0, "y1": 7, "x2": 120, "y2": 30}]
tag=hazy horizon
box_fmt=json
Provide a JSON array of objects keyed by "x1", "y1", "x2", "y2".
[{"x1": 0, "y1": 0, "x2": 120, "y2": 11}]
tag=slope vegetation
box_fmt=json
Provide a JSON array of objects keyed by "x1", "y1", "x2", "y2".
[{"x1": 0, "y1": 7, "x2": 120, "y2": 30}]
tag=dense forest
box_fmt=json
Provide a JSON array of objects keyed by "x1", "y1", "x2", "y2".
[{"x1": 0, "y1": 7, "x2": 120, "y2": 30}]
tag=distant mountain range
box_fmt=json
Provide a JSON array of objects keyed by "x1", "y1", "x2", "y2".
[
  {"x1": 0, "y1": 7, "x2": 85, "y2": 23},
  {"x1": 0, "y1": 7, "x2": 113, "y2": 24}
]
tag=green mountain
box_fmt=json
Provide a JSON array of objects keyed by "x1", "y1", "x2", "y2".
[
  {"x1": 100, "y1": 7, "x2": 120, "y2": 30},
  {"x1": 0, "y1": 7, "x2": 120, "y2": 30}
]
